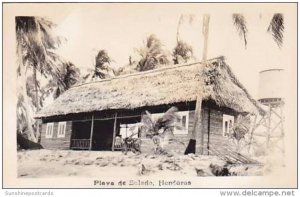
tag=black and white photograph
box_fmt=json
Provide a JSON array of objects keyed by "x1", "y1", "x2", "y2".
[{"x1": 2, "y1": 2, "x2": 298, "y2": 189}]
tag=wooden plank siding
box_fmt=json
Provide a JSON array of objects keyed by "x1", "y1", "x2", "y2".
[
  {"x1": 40, "y1": 121, "x2": 72, "y2": 149},
  {"x1": 202, "y1": 108, "x2": 237, "y2": 155},
  {"x1": 39, "y1": 100, "x2": 239, "y2": 154},
  {"x1": 167, "y1": 107, "x2": 237, "y2": 155}
]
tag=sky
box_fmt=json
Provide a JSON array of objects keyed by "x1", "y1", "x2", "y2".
[{"x1": 11, "y1": 3, "x2": 297, "y2": 99}]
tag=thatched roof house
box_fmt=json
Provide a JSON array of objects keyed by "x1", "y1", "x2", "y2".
[
  {"x1": 36, "y1": 56, "x2": 263, "y2": 118},
  {"x1": 36, "y1": 56, "x2": 264, "y2": 153}
]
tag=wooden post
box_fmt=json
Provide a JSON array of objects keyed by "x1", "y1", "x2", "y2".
[
  {"x1": 191, "y1": 96, "x2": 203, "y2": 154},
  {"x1": 248, "y1": 114, "x2": 257, "y2": 153},
  {"x1": 184, "y1": 14, "x2": 209, "y2": 155},
  {"x1": 111, "y1": 113, "x2": 118, "y2": 151},
  {"x1": 266, "y1": 104, "x2": 272, "y2": 149},
  {"x1": 207, "y1": 108, "x2": 211, "y2": 155},
  {"x1": 192, "y1": 14, "x2": 210, "y2": 154},
  {"x1": 36, "y1": 119, "x2": 41, "y2": 143},
  {"x1": 89, "y1": 115, "x2": 95, "y2": 150}
]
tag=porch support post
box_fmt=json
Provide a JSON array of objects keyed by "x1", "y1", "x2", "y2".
[
  {"x1": 194, "y1": 97, "x2": 204, "y2": 154},
  {"x1": 36, "y1": 119, "x2": 41, "y2": 143},
  {"x1": 207, "y1": 108, "x2": 211, "y2": 155},
  {"x1": 185, "y1": 96, "x2": 203, "y2": 155},
  {"x1": 266, "y1": 104, "x2": 272, "y2": 149},
  {"x1": 111, "y1": 112, "x2": 118, "y2": 151},
  {"x1": 89, "y1": 115, "x2": 95, "y2": 150}
]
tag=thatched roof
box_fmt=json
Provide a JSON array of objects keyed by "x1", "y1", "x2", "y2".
[{"x1": 35, "y1": 56, "x2": 265, "y2": 118}]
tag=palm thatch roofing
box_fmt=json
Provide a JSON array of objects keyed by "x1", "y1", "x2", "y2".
[{"x1": 35, "y1": 56, "x2": 265, "y2": 118}]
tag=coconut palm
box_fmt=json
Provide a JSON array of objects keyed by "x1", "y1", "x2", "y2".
[
  {"x1": 172, "y1": 41, "x2": 194, "y2": 64},
  {"x1": 232, "y1": 13, "x2": 284, "y2": 48},
  {"x1": 87, "y1": 50, "x2": 115, "y2": 80},
  {"x1": 139, "y1": 107, "x2": 183, "y2": 153},
  {"x1": 54, "y1": 62, "x2": 80, "y2": 98},
  {"x1": 136, "y1": 34, "x2": 169, "y2": 71},
  {"x1": 230, "y1": 115, "x2": 251, "y2": 153},
  {"x1": 176, "y1": 14, "x2": 195, "y2": 43},
  {"x1": 17, "y1": 94, "x2": 29, "y2": 135},
  {"x1": 16, "y1": 16, "x2": 63, "y2": 142},
  {"x1": 176, "y1": 14, "x2": 185, "y2": 44},
  {"x1": 185, "y1": 14, "x2": 210, "y2": 155},
  {"x1": 267, "y1": 13, "x2": 284, "y2": 48},
  {"x1": 174, "y1": 14, "x2": 195, "y2": 64},
  {"x1": 232, "y1": 14, "x2": 248, "y2": 48}
]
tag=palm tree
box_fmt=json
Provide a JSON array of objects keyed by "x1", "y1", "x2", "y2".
[
  {"x1": 185, "y1": 14, "x2": 210, "y2": 155},
  {"x1": 54, "y1": 62, "x2": 80, "y2": 98},
  {"x1": 172, "y1": 41, "x2": 194, "y2": 64},
  {"x1": 173, "y1": 14, "x2": 195, "y2": 64},
  {"x1": 176, "y1": 14, "x2": 195, "y2": 43},
  {"x1": 16, "y1": 16, "x2": 63, "y2": 142},
  {"x1": 136, "y1": 34, "x2": 169, "y2": 71},
  {"x1": 176, "y1": 14, "x2": 185, "y2": 44},
  {"x1": 232, "y1": 14, "x2": 248, "y2": 48},
  {"x1": 232, "y1": 13, "x2": 284, "y2": 48},
  {"x1": 230, "y1": 115, "x2": 251, "y2": 153},
  {"x1": 139, "y1": 107, "x2": 183, "y2": 153},
  {"x1": 267, "y1": 13, "x2": 284, "y2": 48},
  {"x1": 86, "y1": 50, "x2": 115, "y2": 80}
]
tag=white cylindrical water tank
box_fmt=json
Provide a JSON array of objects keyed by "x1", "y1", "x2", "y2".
[{"x1": 258, "y1": 69, "x2": 284, "y2": 104}]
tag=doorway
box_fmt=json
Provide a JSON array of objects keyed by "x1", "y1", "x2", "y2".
[{"x1": 92, "y1": 120, "x2": 115, "y2": 150}]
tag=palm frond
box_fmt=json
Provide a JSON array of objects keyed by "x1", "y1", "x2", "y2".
[
  {"x1": 141, "y1": 111, "x2": 155, "y2": 134},
  {"x1": 15, "y1": 16, "x2": 63, "y2": 77},
  {"x1": 173, "y1": 40, "x2": 193, "y2": 64},
  {"x1": 231, "y1": 115, "x2": 251, "y2": 142},
  {"x1": 84, "y1": 50, "x2": 115, "y2": 81},
  {"x1": 136, "y1": 34, "x2": 170, "y2": 71},
  {"x1": 267, "y1": 13, "x2": 284, "y2": 48},
  {"x1": 232, "y1": 14, "x2": 248, "y2": 48},
  {"x1": 155, "y1": 107, "x2": 180, "y2": 132}
]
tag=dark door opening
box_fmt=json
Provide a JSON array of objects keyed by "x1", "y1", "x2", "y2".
[
  {"x1": 71, "y1": 121, "x2": 92, "y2": 150},
  {"x1": 92, "y1": 120, "x2": 115, "y2": 150}
]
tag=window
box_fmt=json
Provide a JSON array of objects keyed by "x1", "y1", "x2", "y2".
[
  {"x1": 223, "y1": 114, "x2": 234, "y2": 137},
  {"x1": 151, "y1": 111, "x2": 189, "y2": 135},
  {"x1": 57, "y1": 122, "x2": 67, "y2": 138},
  {"x1": 182, "y1": 115, "x2": 187, "y2": 128},
  {"x1": 174, "y1": 111, "x2": 189, "y2": 135},
  {"x1": 45, "y1": 123, "x2": 54, "y2": 138}
]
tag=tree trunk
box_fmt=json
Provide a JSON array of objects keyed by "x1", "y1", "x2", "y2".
[
  {"x1": 33, "y1": 66, "x2": 39, "y2": 111},
  {"x1": 176, "y1": 15, "x2": 183, "y2": 43},
  {"x1": 33, "y1": 66, "x2": 41, "y2": 142},
  {"x1": 20, "y1": 65, "x2": 37, "y2": 142},
  {"x1": 202, "y1": 14, "x2": 210, "y2": 61},
  {"x1": 184, "y1": 14, "x2": 210, "y2": 155},
  {"x1": 192, "y1": 97, "x2": 204, "y2": 153}
]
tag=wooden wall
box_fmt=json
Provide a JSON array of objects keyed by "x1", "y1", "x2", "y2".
[
  {"x1": 165, "y1": 106, "x2": 237, "y2": 155},
  {"x1": 200, "y1": 107, "x2": 236, "y2": 155},
  {"x1": 39, "y1": 100, "x2": 238, "y2": 153},
  {"x1": 40, "y1": 121, "x2": 72, "y2": 149}
]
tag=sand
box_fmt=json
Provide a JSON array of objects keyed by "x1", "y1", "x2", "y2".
[{"x1": 17, "y1": 149, "x2": 267, "y2": 178}]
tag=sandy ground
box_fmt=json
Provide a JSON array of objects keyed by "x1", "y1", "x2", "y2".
[{"x1": 17, "y1": 150, "x2": 267, "y2": 178}]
